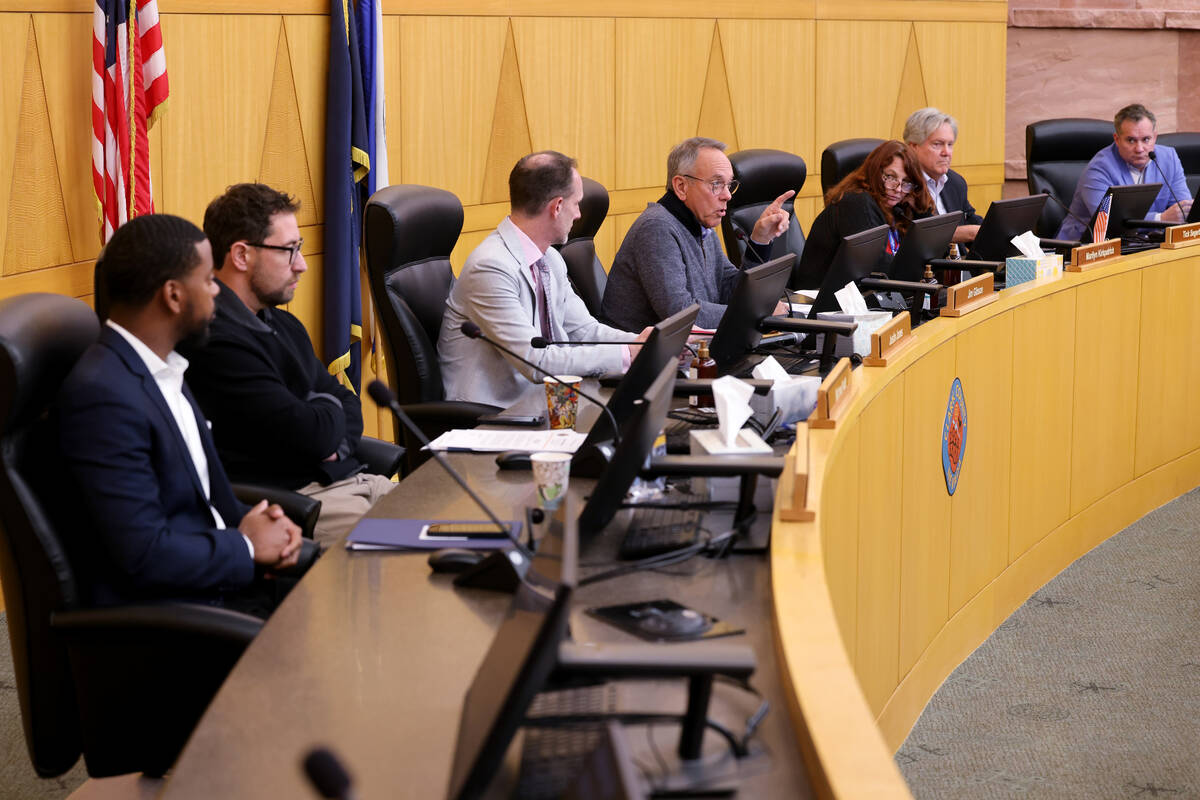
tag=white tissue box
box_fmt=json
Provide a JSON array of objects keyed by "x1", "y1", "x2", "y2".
[
  {"x1": 689, "y1": 427, "x2": 772, "y2": 455},
  {"x1": 815, "y1": 310, "x2": 893, "y2": 356},
  {"x1": 1005, "y1": 253, "x2": 1062, "y2": 287},
  {"x1": 749, "y1": 375, "x2": 820, "y2": 425}
]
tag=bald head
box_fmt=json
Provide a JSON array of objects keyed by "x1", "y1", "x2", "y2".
[{"x1": 509, "y1": 151, "x2": 578, "y2": 217}]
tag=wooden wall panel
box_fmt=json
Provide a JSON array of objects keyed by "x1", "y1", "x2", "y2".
[
  {"x1": 815, "y1": 20, "x2": 910, "y2": 152},
  {"x1": 855, "y1": 377, "x2": 904, "y2": 714},
  {"x1": 1009, "y1": 290, "x2": 1075, "y2": 561},
  {"x1": 822, "y1": 425, "x2": 861, "y2": 668},
  {"x1": 948, "y1": 313, "x2": 1013, "y2": 614},
  {"x1": 614, "y1": 18, "x2": 713, "y2": 190},
  {"x1": 0, "y1": 14, "x2": 32, "y2": 273},
  {"x1": 1071, "y1": 270, "x2": 1141, "y2": 515},
  {"x1": 282, "y1": 16, "x2": 330, "y2": 221},
  {"x1": 897, "y1": 342, "x2": 954, "y2": 677}
]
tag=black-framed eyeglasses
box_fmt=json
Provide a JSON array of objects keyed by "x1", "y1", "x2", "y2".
[
  {"x1": 247, "y1": 239, "x2": 304, "y2": 265},
  {"x1": 681, "y1": 174, "x2": 740, "y2": 196},
  {"x1": 881, "y1": 175, "x2": 915, "y2": 194}
]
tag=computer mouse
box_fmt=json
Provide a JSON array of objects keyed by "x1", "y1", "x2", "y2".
[
  {"x1": 495, "y1": 450, "x2": 533, "y2": 470},
  {"x1": 637, "y1": 607, "x2": 712, "y2": 638},
  {"x1": 427, "y1": 548, "x2": 487, "y2": 573}
]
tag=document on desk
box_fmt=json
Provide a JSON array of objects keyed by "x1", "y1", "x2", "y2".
[
  {"x1": 345, "y1": 518, "x2": 522, "y2": 550},
  {"x1": 424, "y1": 428, "x2": 587, "y2": 453}
]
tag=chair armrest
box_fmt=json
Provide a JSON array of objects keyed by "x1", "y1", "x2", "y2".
[
  {"x1": 640, "y1": 454, "x2": 785, "y2": 478},
  {"x1": 400, "y1": 400, "x2": 504, "y2": 429},
  {"x1": 52, "y1": 602, "x2": 263, "y2": 644},
  {"x1": 859, "y1": 277, "x2": 942, "y2": 294},
  {"x1": 232, "y1": 483, "x2": 321, "y2": 540},
  {"x1": 555, "y1": 641, "x2": 756, "y2": 680},
  {"x1": 356, "y1": 436, "x2": 404, "y2": 478}
]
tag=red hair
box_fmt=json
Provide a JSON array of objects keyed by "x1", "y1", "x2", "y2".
[{"x1": 825, "y1": 139, "x2": 933, "y2": 235}]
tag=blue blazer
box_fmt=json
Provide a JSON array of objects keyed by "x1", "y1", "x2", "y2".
[
  {"x1": 56, "y1": 327, "x2": 254, "y2": 606},
  {"x1": 1058, "y1": 142, "x2": 1190, "y2": 240}
]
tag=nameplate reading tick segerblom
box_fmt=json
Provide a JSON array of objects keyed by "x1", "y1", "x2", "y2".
[
  {"x1": 809, "y1": 357, "x2": 854, "y2": 430},
  {"x1": 1162, "y1": 222, "x2": 1200, "y2": 250},
  {"x1": 1067, "y1": 239, "x2": 1121, "y2": 271},
  {"x1": 863, "y1": 312, "x2": 914, "y2": 367},
  {"x1": 939, "y1": 272, "x2": 999, "y2": 318}
]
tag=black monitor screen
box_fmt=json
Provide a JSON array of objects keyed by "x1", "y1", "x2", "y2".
[
  {"x1": 888, "y1": 212, "x2": 960, "y2": 282},
  {"x1": 583, "y1": 303, "x2": 698, "y2": 447},
  {"x1": 446, "y1": 502, "x2": 579, "y2": 800},
  {"x1": 578, "y1": 363, "x2": 677, "y2": 536},
  {"x1": 808, "y1": 224, "x2": 889, "y2": 315},
  {"x1": 707, "y1": 254, "x2": 795, "y2": 369},
  {"x1": 1083, "y1": 182, "x2": 1162, "y2": 242},
  {"x1": 966, "y1": 194, "x2": 1048, "y2": 260}
]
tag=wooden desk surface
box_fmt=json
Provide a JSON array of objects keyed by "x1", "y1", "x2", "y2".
[{"x1": 160, "y1": 387, "x2": 811, "y2": 798}]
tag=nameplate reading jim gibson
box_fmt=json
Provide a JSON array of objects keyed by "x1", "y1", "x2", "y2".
[
  {"x1": 864, "y1": 312, "x2": 913, "y2": 367},
  {"x1": 1163, "y1": 222, "x2": 1200, "y2": 249},
  {"x1": 1067, "y1": 239, "x2": 1120, "y2": 271},
  {"x1": 940, "y1": 273, "x2": 998, "y2": 318}
]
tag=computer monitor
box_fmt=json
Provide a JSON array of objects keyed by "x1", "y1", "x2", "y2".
[
  {"x1": 706, "y1": 254, "x2": 795, "y2": 370},
  {"x1": 807, "y1": 224, "x2": 889, "y2": 316},
  {"x1": 888, "y1": 212, "x2": 961, "y2": 282},
  {"x1": 1188, "y1": 181, "x2": 1200, "y2": 223},
  {"x1": 1082, "y1": 182, "x2": 1163, "y2": 242},
  {"x1": 582, "y1": 303, "x2": 699, "y2": 448},
  {"x1": 965, "y1": 194, "x2": 1048, "y2": 260},
  {"x1": 445, "y1": 502, "x2": 579, "y2": 800},
  {"x1": 578, "y1": 363, "x2": 677, "y2": 537}
]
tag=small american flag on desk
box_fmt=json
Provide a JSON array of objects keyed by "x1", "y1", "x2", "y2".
[{"x1": 1093, "y1": 192, "x2": 1112, "y2": 243}]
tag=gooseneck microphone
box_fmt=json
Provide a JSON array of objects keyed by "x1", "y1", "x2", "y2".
[
  {"x1": 530, "y1": 336, "x2": 640, "y2": 348},
  {"x1": 303, "y1": 747, "x2": 357, "y2": 800},
  {"x1": 1149, "y1": 150, "x2": 1187, "y2": 218},
  {"x1": 460, "y1": 321, "x2": 622, "y2": 447},
  {"x1": 366, "y1": 380, "x2": 533, "y2": 560}
]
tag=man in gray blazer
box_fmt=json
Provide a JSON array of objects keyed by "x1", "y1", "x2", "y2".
[{"x1": 439, "y1": 151, "x2": 651, "y2": 408}]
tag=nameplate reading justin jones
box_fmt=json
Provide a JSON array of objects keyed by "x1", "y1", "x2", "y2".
[{"x1": 864, "y1": 311, "x2": 914, "y2": 367}]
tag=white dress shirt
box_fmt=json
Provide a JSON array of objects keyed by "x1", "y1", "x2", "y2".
[{"x1": 924, "y1": 171, "x2": 949, "y2": 216}]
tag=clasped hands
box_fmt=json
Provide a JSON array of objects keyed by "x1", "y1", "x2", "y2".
[{"x1": 239, "y1": 499, "x2": 304, "y2": 571}]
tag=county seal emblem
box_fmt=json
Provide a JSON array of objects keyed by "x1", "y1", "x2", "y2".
[{"x1": 942, "y1": 378, "x2": 967, "y2": 495}]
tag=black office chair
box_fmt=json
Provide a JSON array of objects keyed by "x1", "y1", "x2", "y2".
[
  {"x1": 363, "y1": 185, "x2": 502, "y2": 473},
  {"x1": 722, "y1": 149, "x2": 809, "y2": 287},
  {"x1": 820, "y1": 138, "x2": 884, "y2": 197},
  {"x1": 0, "y1": 292, "x2": 264, "y2": 779},
  {"x1": 1157, "y1": 131, "x2": 1200, "y2": 197},
  {"x1": 1025, "y1": 118, "x2": 1113, "y2": 237},
  {"x1": 553, "y1": 176, "x2": 609, "y2": 318}
]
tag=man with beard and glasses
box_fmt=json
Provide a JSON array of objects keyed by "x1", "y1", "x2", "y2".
[
  {"x1": 179, "y1": 183, "x2": 393, "y2": 547},
  {"x1": 56, "y1": 213, "x2": 303, "y2": 612}
]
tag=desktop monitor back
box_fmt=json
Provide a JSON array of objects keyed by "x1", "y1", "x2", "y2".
[
  {"x1": 583, "y1": 303, "x2": 699, "y2": 448},
  {"x1": 1187, "y1": 180, "x2": 1200, "y2": 223},
  {"x1": 888, "y1": 212, "x2": 960, "y2": 282},
  {"x1": 966, "y1": 194, "x2": 1048, "y2": 261},
  {"x1": 807, "y1": 224, "x2": 889, "y2": 315},
  {"x1": 578, "y1": 363, "x2": 677, "y2": 536},
  {"x1": 707, "y1": 254, "x2": 795, "y2": 369},
  {"x1": 1083, "y1": 183, "x2": 1162, "y2": 242},
  {"x1": 446, "y1": 500, "x2": 579, "y2": 800}
]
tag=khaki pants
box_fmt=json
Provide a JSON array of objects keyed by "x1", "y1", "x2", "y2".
[{"x1": 297, "y1": 472, "x2": 396, "y2": 547}]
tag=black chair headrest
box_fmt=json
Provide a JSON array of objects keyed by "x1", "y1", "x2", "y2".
[
  {"x1": 821, "y1": 138, "x2": 884, "y2": 194},
  {"x1": 1025, "y1": 118, "x2": 1112, "y2": 164},
  {"x1": 1157, "y1": 132, "x2": 1200, "y2": 174},
  {"x1": 0, "y1": 294, "x2": 99, "y2": 435},
  {"x1": 567, "y1": 177, "x2": 609, "y2": 241},
  {"x1": 364, "y1": 185, "x2": 464, "y2": 272},
  {"x1": 728, "y1": 149, "x2": 807, "y2": 208}
]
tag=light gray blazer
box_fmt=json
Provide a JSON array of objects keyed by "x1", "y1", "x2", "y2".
[{"x1": 438, "y1": 218, "x2": 630, "y2": 408}]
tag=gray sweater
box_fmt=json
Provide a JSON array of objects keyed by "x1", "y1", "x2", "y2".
[{"x1": 601, "y1": 197, "x2": 741, "y2": 331}]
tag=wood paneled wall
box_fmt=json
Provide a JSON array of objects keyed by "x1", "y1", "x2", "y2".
[{"x1": 0, "y1": 0, "x2": 1006, "y2": 442}]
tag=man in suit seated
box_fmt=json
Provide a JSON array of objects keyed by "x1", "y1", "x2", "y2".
[
  {"x1": 180, "y1": 183, "x2": 393, "y2": 547},
  {"x1": 438, "y1": 151, "x2": 651, "y2": 408},
  {"x1": 1057, "y1": 103, "x2": 1193, "y2": 241},
  {"x1": 903, "y1": 107, "x2": 983, "y2": 245},
  {"x1": 57, "y1": 213, "x2": 303, "y2": 614},
  {"x1": 600, "y1": 137, "x2": 792, "y2": 332}
]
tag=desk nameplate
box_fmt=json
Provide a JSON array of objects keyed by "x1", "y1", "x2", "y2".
[
  {"x1": 863, "y1": 312, "x2": 915, "y2": 367},
  {"x1": 939, "y1": 272, "x2": 999, "y2": 318},
  {"x1": 778, "y1": 424, "x2": 815, "y2": 522},
  {"x1": 1161, "y1": 222, "x2": 1200, "y2": 250},
  {"x1": 1067, "y1": 238, "x2": 1121, "y2": 271},
  {"x1": 809, "y1": 357, "x2": 854, "y2": 429}
]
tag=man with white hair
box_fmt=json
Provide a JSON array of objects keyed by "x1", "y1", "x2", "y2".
[{"x1": 903, "y1": 107, "x2": 983, "y2": 244}]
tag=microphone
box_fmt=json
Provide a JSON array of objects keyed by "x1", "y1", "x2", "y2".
[
  {"x1": 366, "y1": 379, "x2": 534, "y2": 561},
  {"x1": 531, "y1": 336, "x2": 640, "y2": 348},
  {"x1": 1149, "y1": 150, "x2": 1187, "y2": 219},
  {"x1": 303, "y1": 747, "x2": 357, "y2": 800},
  {"x1": 460, "y1": 321, "x2": 621, "y2": 447}
]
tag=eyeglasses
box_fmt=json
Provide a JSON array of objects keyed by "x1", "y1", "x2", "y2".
[
  {"x1": 681, "y1": 175, "x2": 740, "y2": 196},
  {"x1": 881, "y1": 174, "x2": 915, "y2": 194},
  {"x1": 247, "y1": 239, "x2": 304, "y2": 265}
]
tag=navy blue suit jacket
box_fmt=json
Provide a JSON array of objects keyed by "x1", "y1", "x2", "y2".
[
  {"x1": 56, "y1": 327, "x2": 254, "y2": 606},
  {"x1": 941, "y1": 169, "x2": 984, "y2": 226}
]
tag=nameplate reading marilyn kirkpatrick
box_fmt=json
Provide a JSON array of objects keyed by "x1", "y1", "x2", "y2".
[{"x1": 1067, "y1": 239, "x2": 1121, "y2": 271}]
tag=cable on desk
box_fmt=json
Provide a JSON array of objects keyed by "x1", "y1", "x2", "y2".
[{"x1": 578, "y1": 530, "x2": 737, "y2": 587}]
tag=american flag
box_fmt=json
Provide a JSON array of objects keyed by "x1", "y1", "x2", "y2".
[
  {"x1": 1093, "y1": 192, "x2": 1112, "y2": 244},
  {"x1": 91, "y1": 0, "x2": 168, "y2": 243}
]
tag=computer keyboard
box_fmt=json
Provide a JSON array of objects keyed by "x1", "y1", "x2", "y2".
[
  {"x1": 517, "y1": 684, "x2": 619, "y2": 800},
  {"x1": 665, "y1": 408, "x2": 718, "y2": 453},
  {"x1": 618, "y1": 503, "x2": 704, "y2": 560}
]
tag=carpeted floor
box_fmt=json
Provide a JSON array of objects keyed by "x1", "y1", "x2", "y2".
[
  {"x1": 0, "y1": 612, "x2": 88, "y2": 800},
  {"x1": 899, "y1": 488, "x2": 1200, "y2": 799}
]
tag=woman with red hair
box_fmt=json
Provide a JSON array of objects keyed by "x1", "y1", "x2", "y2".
[{"x1": 796, "y1": 139, "x2": 934, "y2": 288}]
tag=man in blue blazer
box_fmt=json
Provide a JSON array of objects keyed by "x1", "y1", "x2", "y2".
[
  {"x1": 904, "y1": 107, "x2": 984, "y2": 245},
  {"x1": 57, "y1": 214, "x2": 302, "y2": 610},
  {"x1": 1057, "y1": 104, "x2": 1193, "y2": 241}
]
